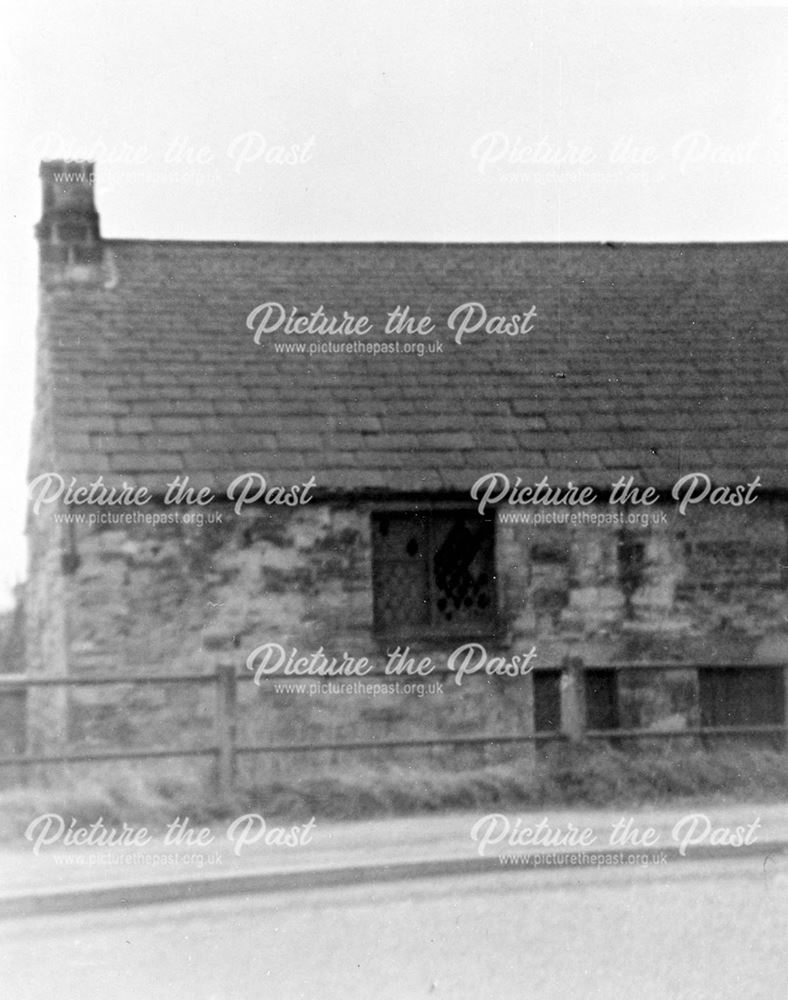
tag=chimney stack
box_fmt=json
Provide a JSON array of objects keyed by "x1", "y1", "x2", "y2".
[{"x1": 36, "y1": 161, "x2": 102, "y2": 267}]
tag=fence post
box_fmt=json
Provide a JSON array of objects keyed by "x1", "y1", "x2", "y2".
[
  {"x1": 561, "y1": 656, "x2": 586, "y2": 743},
  {"x1": 214, "y1": 663, "x2": 237, "y2": 801}
]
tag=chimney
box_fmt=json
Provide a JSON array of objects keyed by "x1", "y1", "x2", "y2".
[{"x1": 36, "y1": 161, "x2": 102, "y2": 268}]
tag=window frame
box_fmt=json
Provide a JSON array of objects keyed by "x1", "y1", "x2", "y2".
[{"x1": 370, "y1": 502, "x2": 500, "y2": 642}]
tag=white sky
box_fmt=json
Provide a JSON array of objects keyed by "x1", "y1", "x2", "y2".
[{"x1": 1, "y1": 0, "x2": 787, "y2": 608}]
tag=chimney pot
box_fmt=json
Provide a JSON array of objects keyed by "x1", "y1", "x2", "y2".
[{"x1": 36, "y1": 160, "x2": 100, "y2": 248}]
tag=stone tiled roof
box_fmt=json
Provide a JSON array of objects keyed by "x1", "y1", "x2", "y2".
[{"x1": 37, "y1": 240, "x2": 788, "y2": 494}]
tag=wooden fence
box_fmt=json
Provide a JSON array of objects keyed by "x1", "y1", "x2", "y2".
[{"x1": 0, "y1": 660, "x2": 785, "y2": 798}]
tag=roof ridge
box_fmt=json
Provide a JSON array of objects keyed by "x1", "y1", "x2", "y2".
[{"x1": 99, "y1": 238, "x2": 788, "y2": 249}]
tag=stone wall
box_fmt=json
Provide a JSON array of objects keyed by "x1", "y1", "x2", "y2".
[
  {"x1": 498, "y1": 498, "x2": 788, "y2": 739},
  {"x1": 24, "y1": 503, "x2": 71, "y2": 756},
  {"x1": 23, "y1": 495, "x2": 788, "y2": 769},
  {"x1": 498, "y1": 498, "x2": 788, "y2": 668}
]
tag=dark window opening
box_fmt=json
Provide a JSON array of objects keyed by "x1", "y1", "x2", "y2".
[
  {"x1": 372, "y1": 509, "x2": 496, "y2": 637},
  {"x1": 585, "y1": 669, "x2": 620, "y2": 732},
  {"x1": 698, "y1": 667, "x2": 785, "y2": 750},
  {"x1": 534, "y1": 671, "x2": 562, "y2": 733},
  {"x1": 617, "y1": 531, "x2": 645, "y2": 619}
]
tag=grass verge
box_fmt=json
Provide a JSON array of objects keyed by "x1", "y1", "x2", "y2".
[{"x1": 0, "y1": 743, "x2": 785, "y2": 842}]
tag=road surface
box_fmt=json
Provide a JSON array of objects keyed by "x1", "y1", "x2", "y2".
[{"x1": 1, "y1": 856, "x2": 786, "y2": 999}]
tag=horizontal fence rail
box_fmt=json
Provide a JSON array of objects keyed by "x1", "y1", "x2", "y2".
[
  {"x1": 0, "y1": 660, "x2": 785, "y2": 797},
  {"x1": 0, "y1": 673, "x2": 216, "y2": 687},
  {"x1": 0, "y1": 660, "x2": 774, "y2": 689}
]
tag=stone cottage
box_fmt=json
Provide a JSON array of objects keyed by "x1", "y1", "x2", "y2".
[{"x1": 23, "y1": 160, "x2": 788, "y2": 765}]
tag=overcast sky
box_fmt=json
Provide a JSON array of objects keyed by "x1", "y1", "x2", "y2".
[{"x1": 1, "y1": 0, "x2": 787, "y2": 608}]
